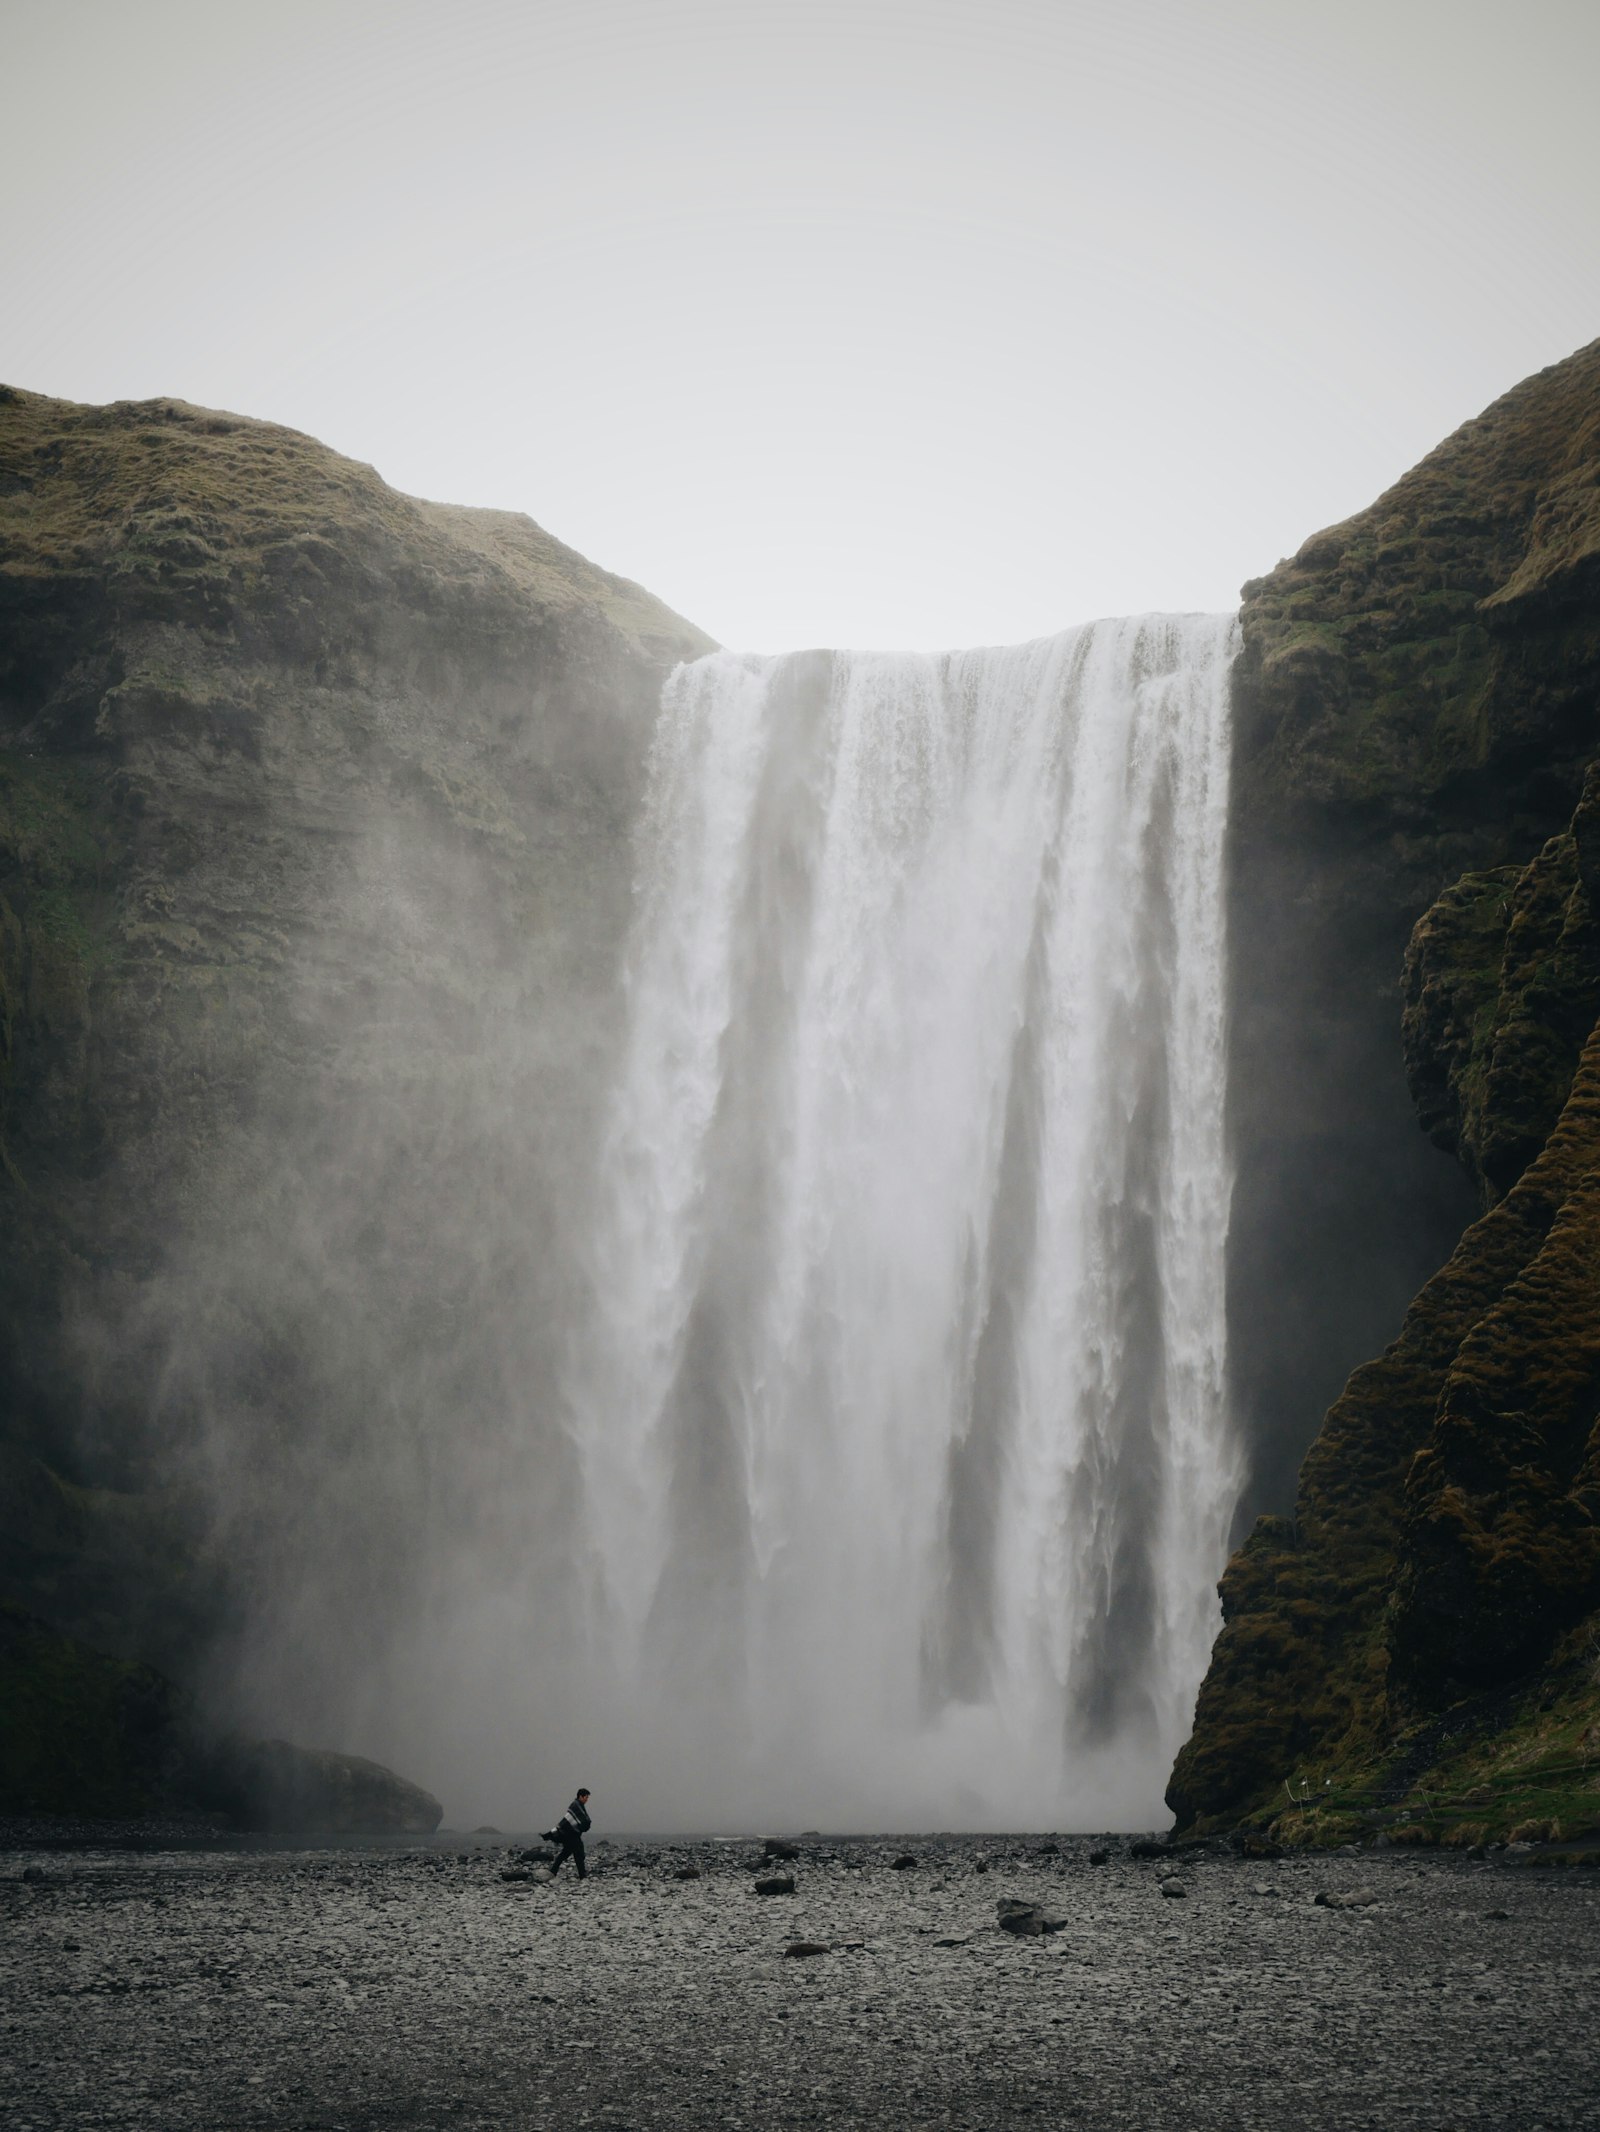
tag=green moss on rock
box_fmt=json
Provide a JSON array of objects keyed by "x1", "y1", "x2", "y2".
[{"x1": 1174, "y1": 763, "x2": 1600, "y2": 1835}]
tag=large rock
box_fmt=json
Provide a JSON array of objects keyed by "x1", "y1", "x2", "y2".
[{"x1": 205, "y1": 1736, "x2": 442, "y2": 1835}]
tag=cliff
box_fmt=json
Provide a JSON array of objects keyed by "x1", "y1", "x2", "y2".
[
  {"x1": 1174, "y1": 339, "x2": 1600, "y2": 1842},
  {"x1": 0, "y1": 385, "x2": 711, "y2": 1802}
]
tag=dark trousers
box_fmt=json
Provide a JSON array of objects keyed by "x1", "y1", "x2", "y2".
[{"x1": 551, "y1": 1828, "x2": 586, "y2": 1878}]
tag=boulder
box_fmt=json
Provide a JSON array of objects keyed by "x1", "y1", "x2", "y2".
[
  {"x1": 783, "y1": 1941, "x2": 829, "y2": 1958},
  {"x1": 207, "y1": 1737, "x2": 443, "y2": 1834},
  {"x1": 753, "y1": 1874, "x2": 795, "y2": 1896},
  {"x1": 996, "y1": 1898, "x2": 1065, "y2": 1936},
  {"x1": 763, "y1": 1838, "x2": 801, "y2": 1860}
]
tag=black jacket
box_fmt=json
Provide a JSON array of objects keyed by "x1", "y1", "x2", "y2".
[{"x1": 559, "y1": 1796, "x2": 591, "y2": 1836}]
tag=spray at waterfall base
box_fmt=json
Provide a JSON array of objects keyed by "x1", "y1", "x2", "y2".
[{"x1": 562, "y1": 617, "x2": 1241, "y2": 1831}]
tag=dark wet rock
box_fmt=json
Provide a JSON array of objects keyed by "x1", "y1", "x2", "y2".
[
  {"x1": 1128, "y1": 1839, "x2": 1169, "y2": 1860},
  {"x1": 1174, "y1": 343, "x2": 1600, "y2": 1845},
  {"x1": 783, "y1": 1941, "x2": 829, "y2": 1958},
  {"x1": 1087, "y1": 1846, "x2": 1110, "y2": 1865},
  {"x1": 205, "y1": 1736, "x2": 442, "y2": 1834},
  {"x1": 1314, "y1": 1886, "x2": 1380, "y2": 1908},
  {"x1": 753, "y1": 1875, "x2": 795, "y2": 1896},
  {"x1": 672, "y1": 1865, "x2": 701, "y2": 1881},
  {"x1": 763, "y1": 1837, "x2": 800, "y2": 1860},
  {"x1": 996, "y1": 1898, "x2": 1064, "y2": 1936},
  {"x1": 890, "y1": 1853, "x2": 917, "y2": 1870},
  {"x1": 500, "y1": 1867, "x2": 532, "y2": 1882}
]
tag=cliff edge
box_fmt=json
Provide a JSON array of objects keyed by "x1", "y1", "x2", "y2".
[{"x1": 1175, "y1": 339, "x2": 1600, "y2": 1844}]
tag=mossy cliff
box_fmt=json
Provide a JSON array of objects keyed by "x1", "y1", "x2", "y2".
[
  {"x1": 1174, "y1": 340, "x2": 1600, "y2": 1841},
  {"x1": 0, "y1": 384, "x2": 711, "y2": 1801},
  {"x1": 1228, "y1": 337, "x2": 1600, "y2": 1518}
]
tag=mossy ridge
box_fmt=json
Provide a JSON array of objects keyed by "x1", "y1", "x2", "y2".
[
  {"x1": 1174, "y1": 763, "x2": 1600, "y2": 1838},
  {"x1": 1236, "y1": 337, "x2": 1600, "y2": 827},
  {"x1": 0, "y1": 377, "x2": 713, "y2": 1730},
  {"x1": 1402, "y1": 764, "x2": 1600, "y2": 1204},
  {"x1": 0, "y1": 383, "x2": 713, "y2": 666}
]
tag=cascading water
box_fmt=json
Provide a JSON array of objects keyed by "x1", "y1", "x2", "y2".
[{"x1": 567, "y1": 614, "x2": 1242, "y2": 1830}]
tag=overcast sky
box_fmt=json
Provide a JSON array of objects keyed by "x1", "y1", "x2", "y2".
[{"x1": 5, "y1": 0, "x2": 1596, "y2": 651}]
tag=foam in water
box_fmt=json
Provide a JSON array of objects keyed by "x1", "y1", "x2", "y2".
[{"x1": 566, "y1": 615, "x2": 1241, "y2": 1829}]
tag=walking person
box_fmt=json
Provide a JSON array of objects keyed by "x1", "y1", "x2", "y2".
[{"x1": 544, "y1": 1787, "x2": 592, "y2": 1879}]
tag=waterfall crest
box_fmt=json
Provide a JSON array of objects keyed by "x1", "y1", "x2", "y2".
[{"x1": 567, "y1": 614, "x2": 1241, "y2": 1829}]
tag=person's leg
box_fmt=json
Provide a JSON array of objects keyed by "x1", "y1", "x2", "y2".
[{"x1": 573, "y1": 1836, "x2": 586, "y2": 1881}]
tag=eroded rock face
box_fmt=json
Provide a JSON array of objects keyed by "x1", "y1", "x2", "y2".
[
  {"x1": 1227, "y1": 337, "x2": 1600, "y2": 1516},
  {"x1": 1173, "y1": 338, "x2": 1600, "y2": 1835},
  {"x1": 0, "y1": 384, "x2": 711, "y2": 1745},
  {"x1": 1172, "y1": 770, "x2": 1600, "y2": 1835}
]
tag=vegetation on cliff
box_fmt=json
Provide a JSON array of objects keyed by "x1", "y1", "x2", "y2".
[
  {"x1": 1177, "y1": 763, "x2": 1600, "y2": 1833},
  {"x1": 1, "y1": 384, "x2": 711, "y2": 1812},
  {"x1": 1227, "y1": 339, "x2": 1600, "y2": 1525}
]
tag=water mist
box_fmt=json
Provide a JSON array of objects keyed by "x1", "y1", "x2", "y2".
[{"x1": 566, "y1": 615, "x2": 1242, "y2": 1830}]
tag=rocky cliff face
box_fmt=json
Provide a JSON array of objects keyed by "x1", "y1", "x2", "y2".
[
  {"x1": 1174, "y1": 340, "x2": 1600, "y2": 1841},
  {"x1": 1227, "y1": 337, "x2": 1600, "y2": 1519},
  {"x1": 0, "y1": 385, "x2": 711, "y2": 1790}
]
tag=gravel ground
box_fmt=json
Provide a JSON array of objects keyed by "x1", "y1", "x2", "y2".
[{"x1": 4, "y1": 1834, "x2": 1597, "y2": 2130}]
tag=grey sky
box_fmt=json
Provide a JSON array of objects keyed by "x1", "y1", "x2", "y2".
[{"x1": 5, "y1": 0, "x2": 1596, "y2": 650}]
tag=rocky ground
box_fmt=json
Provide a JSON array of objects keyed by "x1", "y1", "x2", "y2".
[{"x1": 3, "y1": 1833, "x2": 1597, "y2": 2131}]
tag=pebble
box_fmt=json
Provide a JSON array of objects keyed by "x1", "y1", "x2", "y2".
[{"x1": 3, "y1": 1835, "x2": 1598, "y2": 2129}]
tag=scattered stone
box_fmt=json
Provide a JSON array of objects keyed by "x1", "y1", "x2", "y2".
[
  {"x1": 20, "y1": 1865, "x2": 47, "y2": 1884},
  {"x1": 1250, "y1": 1882, "x2": 1278, "y2": 1897},
  {"x1": 891, "y1": 1853, "x2": 918, "y2": 1870},
  {"x1": 763, "y1": 1838, "x2": 801, "y2": 1860},
  {"x1": 1235, "y1": 1835, "x2": 1284, "y2": 1860},
  {"x1": 1036, "y1": 1841, "x2": 1060, "y2": 1856},
  {"x1": 997, "y1": 1899, "x2": 1065, "y2": 1936},
  {"x1": 974, "y1": 1857, "x2": 990, "y2": 1874},
  {"x1": 673, "y1": 1865, "x2": 702, "y2": 1881},
  {"x1": 753, "y1": 1875, "x2": 795, "y2": 1897},
  {"x1": 1314, "y1": 1886, "x2": 1379, "y2": 1909},
  {"x1": 783, "y1": 1941, "x2": 829, "y2": 1958},
  {"x1": 500, "y1": 1867, "x2": 532, "y2": 1882},
  {"x1": 934, "y1": 1934, "x2": 970, "y2": 1947},
  {"x1": 1087, "y1": 1847, "x2": 1110, "y2": 1866},
  {"x1": 1128, "y1": 1839, "x2": 1169, "y2": 1860},
  {"x1": 1159, "y1": 1877, "x2": 1188, "y2": 1899}
]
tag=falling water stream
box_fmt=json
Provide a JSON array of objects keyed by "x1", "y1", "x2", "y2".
[{"x1": 567, "y1": 615, "x2": 1241, "y2": 1829}]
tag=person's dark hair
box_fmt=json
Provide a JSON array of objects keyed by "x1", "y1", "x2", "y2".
[{"x1": 577, "y1": 1787, "x2": 591, "y2": 1797}]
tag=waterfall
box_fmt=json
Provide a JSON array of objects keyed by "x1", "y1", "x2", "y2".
[{"x1": 566, "y1": 614, "x2": 1241, "y2": 1830}]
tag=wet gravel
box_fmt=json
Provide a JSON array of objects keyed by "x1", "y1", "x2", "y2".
[{"x1": 4, "y1": 1834, "x2": 1598, "y2": 2130}]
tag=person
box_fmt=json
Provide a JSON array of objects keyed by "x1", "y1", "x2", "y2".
[{"x1": 544, "y1": 1787, "x2": 592, "y2": 1879}]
